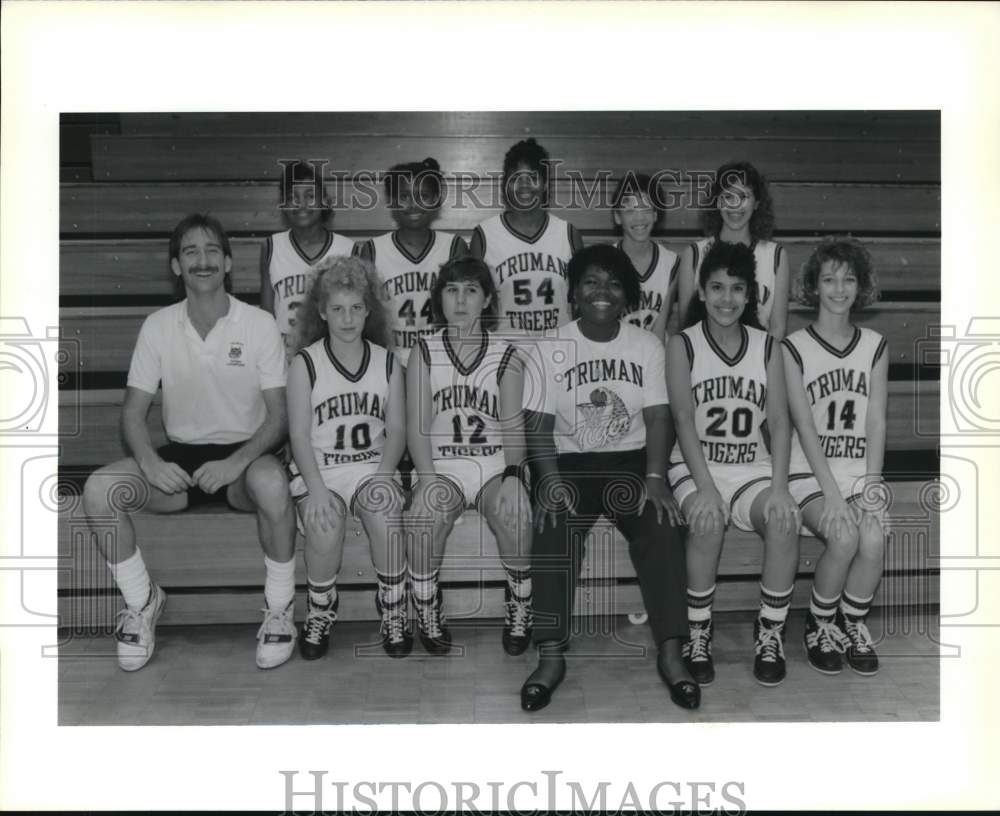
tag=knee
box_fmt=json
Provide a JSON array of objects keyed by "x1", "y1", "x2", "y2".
[
  {"x1": 83, "y1": 465, "x2": 142, "y2": 516},
  {"x1": 858, "y1": 517, "x2": 885, "y2": 561},
  {"x1": 826, "y1": 523, "x2": 860, "y2": 561},
  {"x1": 245, "y1": 457, "x2": 292, "y2": 514}
]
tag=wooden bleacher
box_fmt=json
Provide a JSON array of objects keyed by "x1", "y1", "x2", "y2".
[{"x1": 58, "y1": 112, "x2": 941, "y2": 628}]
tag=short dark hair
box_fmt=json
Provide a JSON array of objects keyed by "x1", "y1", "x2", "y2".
[
  {"x1": 612, "y1": 172, "x2": 664, "y2": 214},
  {"x1": 280, "y1": 159, "x2": 333, "y2": 223},
  {"x1": 683, "y1": 240, "x2": 762, "y2": 330},
  {"x1": 430, "y1": 256, "x2": 499, "y2": 331},
  {"x1": 168, "y1": 213, "x2": 232, "y2": 299},
  {"x1": 566, "y1": 244, "x2": 641, "y2": 313},
  {"x1": 700, "y1": 161, "x2": 775, "y2": 241},
  {"x1": 384, "y1": 157, "x2": 445, "y2": 210},
  {"x1": 796, "y1": 236, "x2": 879, "y2": 311}
]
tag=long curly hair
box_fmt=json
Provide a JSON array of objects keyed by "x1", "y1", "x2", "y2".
[
  {"x1": 794, "y1": 236, "x2": 879, "y2": 312},
  {"x1": 683, "y1": 240, "x2": 763, "y2": 330},
  {"x1": 700, "y1": 161, "x2": 776, "y2": 241},
  {"x1": 290, "y1": 255, "x2": 392, "y2": 353}
]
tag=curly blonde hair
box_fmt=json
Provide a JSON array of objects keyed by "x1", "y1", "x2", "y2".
[{"x1": 290, "y1": 255, "x2": 392, "y2": 353}]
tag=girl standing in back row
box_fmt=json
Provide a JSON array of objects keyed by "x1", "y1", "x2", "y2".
[
  {"x1": 471, "y1": 138, "x2": 584, "y2": 336},
  {"x1": 677, "y1": 161, "x2": 789, "y2": 338}
]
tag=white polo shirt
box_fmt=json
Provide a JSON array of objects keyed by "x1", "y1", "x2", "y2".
[
  {"x1": 127, "y1": 295, "x2": 287, "y2": 444},
  {"x1": 527, "y1": 320, "x2": 668, "y2": 455}
]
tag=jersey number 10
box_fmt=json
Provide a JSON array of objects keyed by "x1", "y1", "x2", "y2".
[{"x1": 333, "y1": 423, "x2": 372, "y2": 450}]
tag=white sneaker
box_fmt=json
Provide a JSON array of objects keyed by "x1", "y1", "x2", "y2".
[
  {"x1": 114, "y1": 583, "x2": 167, "y2": 672},
  {"x1": 256, "y1": 601, "x2": 296, "y2": 669}
]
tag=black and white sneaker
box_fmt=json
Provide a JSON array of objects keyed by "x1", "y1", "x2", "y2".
[
  {"x1": 837, "y1": 610, "x2": 879, "y2": 675},
  {"x1": 375, "y1": 591, "x2": 413, "y2": 658},
  {"x1": 414, "y1": 588, "x2": 452, "y2": 655},
  {"x1": 502, "y1": 587, "x2": 533, "y2": 656},
  {"x1": 299, "y1": 596, "x2": 339, "y2": 661},
  {"x1": 753, "y1": 617, "x2": 787, "y2": 687},
  {"x1": 803, "y1": 612, "x2": 846, "y2": 675},
  {"x1": 256, "y1": 600, "x2": 297, "y2": 669},
  {"x1": 682, "y1": 620, "x2": 715, "y2": 686}
]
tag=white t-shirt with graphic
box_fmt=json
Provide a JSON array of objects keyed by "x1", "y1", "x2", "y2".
[{"x1": 529, "y1": 320, "x2": 668, "y2": 455}]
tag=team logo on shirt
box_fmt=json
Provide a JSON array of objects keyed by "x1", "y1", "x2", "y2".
[
  {"x1": 227, "y1": 342, "x2": 245, "y2": 366},
  {"x1": 575, "y1": 387, "x2": 630, "y2": 449}
]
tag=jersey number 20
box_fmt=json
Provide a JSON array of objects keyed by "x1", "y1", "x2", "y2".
[{"x1": 705, "y1": 406, "x2": 754, "y2": 438}]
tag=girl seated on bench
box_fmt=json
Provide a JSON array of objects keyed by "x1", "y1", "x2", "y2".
[
  {"x1": 404, "y1": 256, "x2": 534, "y2": 656},
  {"x1": 286, "y1": 255, "x2": 410, "y2": 658},
  {"x1": 666, "y1": 240, "x2": 800, "y2": 690},
  {"x1": 782, "y1": 237, "x2": 887, "y2": 676}
]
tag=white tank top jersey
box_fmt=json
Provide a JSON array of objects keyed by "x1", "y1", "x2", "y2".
[
  {"x1": 265, "y1": 229, "x2": 355, "y2": 340},
  {"x1": 617, "y1": 240, "x2": 679, "y2": 332},
  {"x1": 288, "y1": 337, "x2": 393, "y2": 481},
  {"x1": 531, "y1": 321, "x2": 669, "y2": 455},
  {"x1": 415, "y1": 329, "x2": 519, "y2": 465},
  {"x1": 783, "y1": 325, "x2": 886, "y2": 479},
  {"x1": 691, "y1": 237, "x2": 783, "y2": 330},
  {"x1": 362, "y1": 230, "x2": 465, "y2": 355},
  {"x1": 475, "y1": 212, "x2": 575, "y2": 335},
  {"x1": 670, "y1": 320, "x2": 774, "y2": 467}
]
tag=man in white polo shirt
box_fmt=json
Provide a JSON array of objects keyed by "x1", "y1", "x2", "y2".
[{"x1": 82, "y1": 213, "x2": 298, "y2": 671}]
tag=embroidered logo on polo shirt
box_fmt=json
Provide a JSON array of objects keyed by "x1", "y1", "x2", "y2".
[{"x1": 227, "y1": 342, "x2": 245, "y2": 366}]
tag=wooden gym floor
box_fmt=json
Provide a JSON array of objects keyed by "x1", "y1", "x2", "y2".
[{"x1": 58, "y1": 607, "x2": 939, "y2": 725}]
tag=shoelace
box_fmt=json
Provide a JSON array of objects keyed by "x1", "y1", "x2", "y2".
[
  {"x1": 114, "y1": 606, "x2": 145, "y2": 641},
  {"x1": 416, "y1": 599, "x2": 445, "y2": 639},
  {"x1": 381, "y1": 607, "x2": 409, "y2": 644},
  {"x1": 844, "y1": 618, "x2": 874, "y2": 653},
  {"x1": 257, "y1": 606, "x2": 295, "y2": 640},
  {"x1": 755, "y1": 625, "x2": 785, "y2": 662},
  {"x1": 505, "y1": 598, "x2": 532, "y2": 637},
  {"x1": 686, "y1": 625, "x2": 712, "y2": 661},
  {"x1": 806, "y1": 618, "x2": 847, "y2": 654},
  {"x1": 302, "y1": 608, "x2": 337, "y2": 643}
]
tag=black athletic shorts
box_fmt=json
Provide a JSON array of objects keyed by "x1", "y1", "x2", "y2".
[{"x1": 157, "y1": 441, "x2": 246, "y2": 509}]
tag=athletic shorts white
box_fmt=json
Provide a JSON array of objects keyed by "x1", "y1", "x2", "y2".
[
  {"x1": 789, "y1": 465, "x2": 876, "y2": 503},
  {"x1": 289, "y1": 462, "x2": 393, "y2": 521},
  {"x1": 428, "y1": 456, "x2": 506, "y2": 511},
  {"x1": 788, "y1": 470, "x2": 878, "y2": 537},
  {"x1": 668, "y1": 460, "x2": 773, "y2": 532}
]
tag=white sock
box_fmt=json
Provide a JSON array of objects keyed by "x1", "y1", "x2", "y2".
[
  {"x1": 108, "y1": 549, "x2": 151, "y2": 610},
  {"x1": 264, "y1": 555, "x2": 296, "y2": 611},
  {"x1": 408, "y1": 568, "x2": 438, "y2": 604}
]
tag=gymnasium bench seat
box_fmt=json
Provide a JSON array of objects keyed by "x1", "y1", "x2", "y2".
[{"x1": 56, "y1": 481, "x2": 939, "y2": 629}]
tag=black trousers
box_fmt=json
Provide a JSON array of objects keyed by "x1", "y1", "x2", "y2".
[{"x1": 531, "y1": 449, "x2": 688, "y2": 648}]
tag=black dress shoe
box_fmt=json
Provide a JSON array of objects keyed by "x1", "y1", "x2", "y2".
[
  {"x1": 520, "y1": 660, "x2": 566, "y2": 712},
  {"x1": 657, "y1": 662, "x2": 701, "y2": 710}
]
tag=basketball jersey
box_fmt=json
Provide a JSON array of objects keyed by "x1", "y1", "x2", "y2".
[
  {"x1": 416, "y1": 329, "x2": 518, "y2": 466},
  {"x1": 364, "y1": 230, "x2": 465, "y2": 356},
  {"x1": 691, "y1": 237, "x2": 783, "y2": 330},
  {"x1": 288, "y1": 337, "x2": 392, "y2": 481},
  {"x1": 617, "y1": 240, "x2": 679, "y2": 332},
  {"x1": 783, "y1": 326, "x2": 886, "y2": 480},
  {"x1": 475, "y1": 212, "x2": 574, "y2": 334},
  {"x1": 265, "y1": 229, "x2": 355, "y2": 349},
  {"x1": 670, "y1": 320, "x2": 773, "y2": 467}
]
